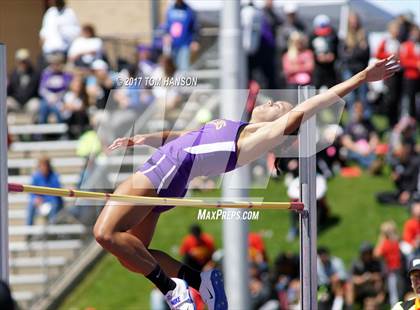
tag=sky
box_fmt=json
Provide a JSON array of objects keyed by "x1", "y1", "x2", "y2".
[{"x1": 368, "y1": 0, "x2": 420, "y2": 23}]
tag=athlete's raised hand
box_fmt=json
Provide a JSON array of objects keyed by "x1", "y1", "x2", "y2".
[
  {"x1": 108, "y1": 135, "x2": 146, "y2": 151},
  {"x1": 364, "y1": 55, "x2": 400, "y2": 82}
]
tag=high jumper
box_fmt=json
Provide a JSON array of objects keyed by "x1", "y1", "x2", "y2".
[{"x1": 93, "y1": 56, "x2": 399, "y2": 310}]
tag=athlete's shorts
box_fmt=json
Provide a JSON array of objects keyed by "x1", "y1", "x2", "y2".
[{"x1": 137, "y1": 149, "x2": 190, "y2": 213}]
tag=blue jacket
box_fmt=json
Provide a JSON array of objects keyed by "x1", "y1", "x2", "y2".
[
  {"x1": 164, "y1": 2, "x2": 198, "y2": 48},
  {"x1": 29, "y1": 171, "x2": 63, "y2": 207}
]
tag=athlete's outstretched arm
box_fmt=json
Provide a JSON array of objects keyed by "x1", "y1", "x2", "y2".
[
  {"x1": 108, "y1": 130, "x2": 192, "y2": 151},
  {"x1": 237, "y1": 56, "x2": 399, "y2": 165}
]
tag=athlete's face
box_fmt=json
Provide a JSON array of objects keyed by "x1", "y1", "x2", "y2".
[{"x1": 251, "y1": 100, "x2": 293, "y2": 123}]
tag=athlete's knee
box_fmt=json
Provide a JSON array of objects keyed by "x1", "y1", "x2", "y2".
[{"x1": 93, "y1": 222, "x2": 114, "y2": 248}]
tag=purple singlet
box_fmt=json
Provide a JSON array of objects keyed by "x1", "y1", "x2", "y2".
[{"x1": 138, "y1": 119, "x2": 248, "y2": 212}]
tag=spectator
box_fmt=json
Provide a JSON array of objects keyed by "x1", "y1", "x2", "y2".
[
  {"x1": 137, "y1": 44, "x2": 157, "y2": 78},
  {"x1": 249, "y1": 262, "x2": 276, "y2": 309},
  {"x1": 273, "y1": 252, "x2": 300, "y2": 308},
  {"x1": 349, "y1": 242, "x2": 385, "y2": 309},
  {"x1": 317, "y1": 246, "x2": 348, "y2": 310},
  {"x1": 62, "y1": 74, "x2": 90, "y2": 138},
  {"x1": 179, "y1": 224, "x2": 215, "y2": 271},
  {"x1": 0, "y1": 280, "x2": 15, "y2": 310},
  {"x1": 399, "y1": 25, "x2": 420, "y2": 120},
  {"x1": 397, "y1": 11, "x2": 416, "y2": 43},
  {"x1": 241, "y1": 0, "x2": 263, "y2": 85},
  {"x1": 163, "y1": 0, "x2": 199, "y2": 71},
  {"x1": 39, "y1": 0, "x2": 80, "y2": 58},
  {"x1": 339, "y1": 11, "x2": 371, "y2": 119},
  {"x1": 377, "y1": 142, "x2": 419, "y2": 205},
  {"x1": 282, "y1": 31, "x2": 314, "y2": 88},
  {"x1": 256, "y1": 0, "x2": 282, "y2": 89},
  {"x1": 309, "y1": 14, "x2": 339, "y2": 89},
  {"x1": 402, "y1": 199, "x2": 420, "y2": 256},
  {"x1": 151, "y1": 55, "x2": 182, "y2": 112},
  {"x1": 392, "y1": 257, "x2": 420, "y2": 310},
  {"x1": 388, "y1": 116, "x2": 417, "y2": 166},
  {"x1": 86, "y1": 59, "x2": 118, "y2": 110},
  {"x1": 278, "y1": 3, "x2": 306, "y2": 55},
  {"x1": 341, "y1": 101, "x2": 379, "y2": 170},
  {"x1": 376, "y1": 20, "x2": 403, "y2": 127},
  {"x1": 27, "y1": 156, "x2": 63, "y2": 226},
  {"x1": 68, "y1": 24, "x2": 104, "y2": 69},
  {"x1": 6, "y1": 49, "x2": 40, "y2": 119},
  {"x1": 374, "y1": 221, "x2": 404, "y2": 306},
  {"x1": 248, "y1": 232, "x2": 268, "y2": 270},
  {"x1": 38, "y1": 52, "x2": 72, "y2": 124}
]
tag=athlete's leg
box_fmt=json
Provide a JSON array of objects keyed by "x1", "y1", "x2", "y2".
[{"x1": 93, "y1": 172, "x2": 159, "y2": 276}]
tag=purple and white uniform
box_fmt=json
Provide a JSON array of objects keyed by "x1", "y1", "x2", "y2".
[{"x1": 138, "y1": 119, "x2": 248, "y2": 212}]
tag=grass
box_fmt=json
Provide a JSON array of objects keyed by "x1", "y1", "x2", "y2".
[{"x1": 59, "y1": 172, "x2": 409, "y2": 310}]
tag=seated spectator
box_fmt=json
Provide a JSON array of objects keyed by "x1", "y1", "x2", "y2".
[
  {"x1": 38, "y1": 52, "x2": 72, "y2": 124},
  {"x1": 248, "y1": 232, "x2": 268, "y2": 270},
  {"x1": 62, "y1": 74, "x2": 90, "y2": 138},
  {"x1": 179, "y1": 224, "x2": 215, "y2": 271},
  {"x1": 341, "y1": 101, "x2": 379, "y2": 170},
  {"x1": 282, "y1": 31, "x2": 314, "y2": 88},
  {"x1": 137, "y1": 44, "x2": 156, "y2": 78},
  {"x1": 374, "y1": 221, "x2": 404, "y2": 306},
  {"x1": 68, "y1": 24, "x2": 104, "y2": 69},
  {"x1": 27, "y1": 156, "x2": 63, "y2": 226},
  {"x1": 349, "y1": 243, "x2": 385, "y2": 309},
  {"x1": 249, "y1": 262, "x2": 276, "y2": 309},
  {"x1": 317, "y1": 246, "x2": 348, "y2": 310},
  {"x1": 151, "y1": 55, "x2": 182, "y2": 112},
  {"x1": 86, "y1": 59, "x2": 118, "y2": 110},
  {"x1": 273, "y1": 252, "x2": 300, "y2": 308},
  {"x1": 6, "y1": 49, "x2": 40, "y2": 119},
  {"x1": 402, "y1": 199, "x2": 420, "y2": 257},
  {"x1": 377, "y1": 142, "x2": 419, "y2": 205},
  {"x1": 388, "y1": 116, "x2": 417, "y2": 166}
]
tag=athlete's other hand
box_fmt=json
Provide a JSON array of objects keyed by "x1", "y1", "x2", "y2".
[
  {"x1": 364, "y1": 55, "x2": 400, "y2": 82},
  {"x1": 108, "y1": 135, "x2": 146, "y2": 151}
]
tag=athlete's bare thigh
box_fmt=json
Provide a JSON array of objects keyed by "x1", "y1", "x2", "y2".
[{"x1": 95, "y1": 172, "x2": 158, "y2": 234}]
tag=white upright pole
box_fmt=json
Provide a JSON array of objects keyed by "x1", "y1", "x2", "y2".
[
  {"x1": 299, "y1": 86, "x2": 317, "y2": 310},
  {"x1": 220, "y1": 1, "x2": 250, "y2": 309},
  {"x1": 0, "y1": 43, "x2": 10, "y2": 283}
]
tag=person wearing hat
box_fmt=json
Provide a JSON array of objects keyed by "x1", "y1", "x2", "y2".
[
  {"x1": 392, "y1": 258, "x2": 420, "y2": 309},
  {"x1": 7, "y1": 49, "x2": 40, "y2": 117},
  {"x1": 309, "y1": 14, "x2": 339, "y2": 89},
  {"x1": 38, "y1": 52, "x2": 72, "y2": 124}
]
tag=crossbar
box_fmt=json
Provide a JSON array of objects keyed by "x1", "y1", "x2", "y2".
[{"x1": 8, "y1": 183, "x2": 304, "y2": 211}]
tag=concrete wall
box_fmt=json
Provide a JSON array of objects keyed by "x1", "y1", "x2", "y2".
[{"x1": 0, "y1": 0, "x2": 44, "y2": 72}]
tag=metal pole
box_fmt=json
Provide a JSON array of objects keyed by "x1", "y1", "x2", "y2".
[
  {"x1": 220, "y1": 1, "x2": 250, "y2": 309},
  {"x1": 299, "y1": 86, "x2": 317, "y2": 310},
  {"x1": 0, "y1": 43, "x2": 10, "y2": 283},
  {"x1": 150, "y1": 0, "x2": 160, "y2": 42}
]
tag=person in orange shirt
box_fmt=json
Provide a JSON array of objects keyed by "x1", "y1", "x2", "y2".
[
  {"x1": 392, "y1": 257, "x2": 420, "y2": 310},
  {"x1": 399, "y1": 25, "x2": 420, "y2": 120},
  {"x1": 403, "y1": 199, "x2": 420, "y2": 251},
  {"x1": 374, "y1": 221, "x2": 403, "y2": 306},
  {"x1": 179, "y1": 224, "x2": 215, "y2": 271}
]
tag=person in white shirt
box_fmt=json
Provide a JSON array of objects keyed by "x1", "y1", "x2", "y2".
[
  {"x1": 39, "y1": 0, "x2": 80, "y2": 56},
  {"x1": 68, "y1": 24, "x2": 103, "y2": 68}
]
